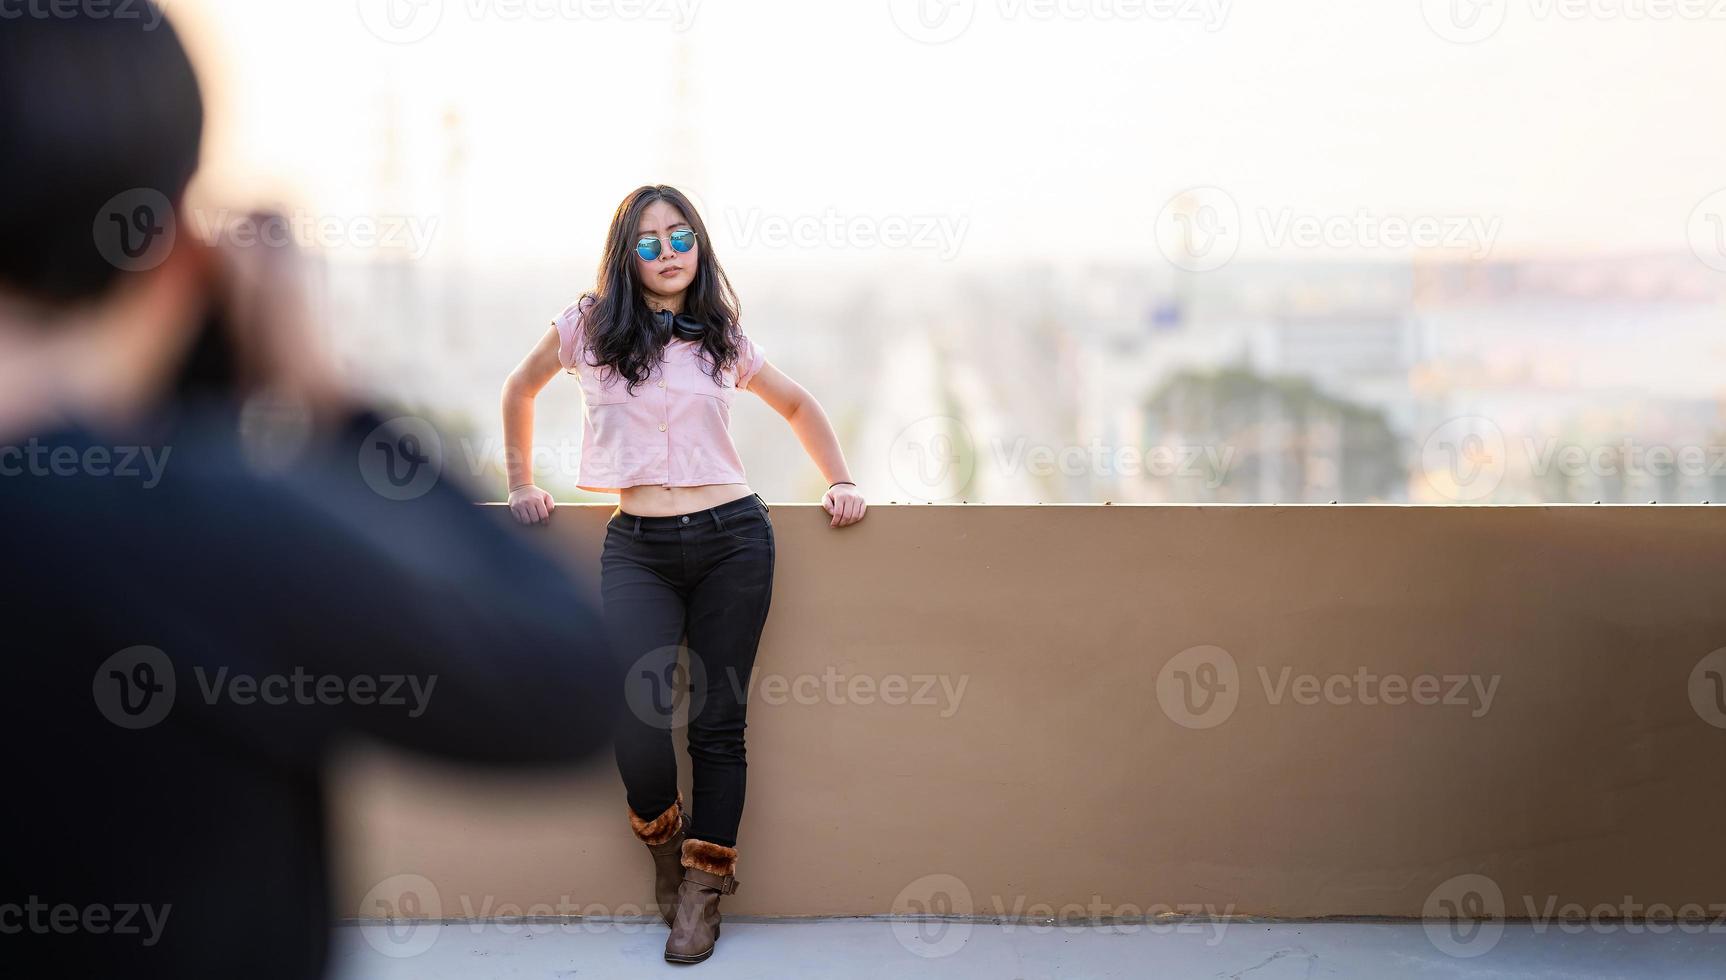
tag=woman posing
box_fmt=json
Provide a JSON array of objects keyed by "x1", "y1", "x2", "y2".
[{"x1": 501, "y1": 185, "x2": 866, "y2": 964}]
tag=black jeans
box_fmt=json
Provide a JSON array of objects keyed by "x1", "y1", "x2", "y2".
[{"x1": 600, "y1": 490, "x2": 775, "y2": 849}]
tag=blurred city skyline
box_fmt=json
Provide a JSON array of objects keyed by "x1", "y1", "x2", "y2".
[
  {"x1": 176, "y1": 0, "x2": 1726, "y2": 266},
  {"x1": 165, "y1": 0, "x2": 1726, "y2": 505}
]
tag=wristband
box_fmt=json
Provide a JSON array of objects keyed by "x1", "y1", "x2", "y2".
[{"x1": 828, "y1": 481, "x2": 855, "y2": 490}]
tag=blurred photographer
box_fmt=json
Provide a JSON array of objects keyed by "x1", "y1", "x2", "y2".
[{"x1": 0, "y1": 7, "x2": 619, "y2": 978}]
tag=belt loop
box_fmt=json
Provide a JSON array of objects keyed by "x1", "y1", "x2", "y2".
[
  {"x1": 630, "y1": 514, "x2": 641, "y2": 543},
  {"x1": 709, "y1": 504, "x2": 724, "y2": 531}
]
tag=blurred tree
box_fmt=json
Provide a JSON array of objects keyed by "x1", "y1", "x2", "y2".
[{"x1": 1141, "y1": 368, "x2": 1402, "y2": 503}]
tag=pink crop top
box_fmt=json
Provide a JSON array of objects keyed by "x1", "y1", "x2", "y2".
[{"x1": 552, "y1": 295, "x2": 767, "y2": 493}]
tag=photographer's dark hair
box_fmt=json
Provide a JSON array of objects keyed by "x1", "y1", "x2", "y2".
[
  {"x1": 0, "y1": 3, "x2": 203, "y2": 308},
  {"x1": 580, "y1": 185, "x2": 743, "y2": 394}
]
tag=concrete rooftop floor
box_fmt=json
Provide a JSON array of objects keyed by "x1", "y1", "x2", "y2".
[{"x1": 327, "y1": 918, "x2": 1726, "y2": 978}]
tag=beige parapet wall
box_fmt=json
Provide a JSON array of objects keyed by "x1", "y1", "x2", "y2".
[{"x1": 332, "y1": 504, "x2": 1726, "y2": 921}]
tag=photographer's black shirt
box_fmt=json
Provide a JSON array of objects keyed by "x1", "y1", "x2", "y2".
[{"x1": 0, "y1": 401, "x2": 619, "y2": 978}]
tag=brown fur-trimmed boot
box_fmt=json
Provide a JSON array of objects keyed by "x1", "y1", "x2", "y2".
[
  {"x1": 627, "y1": 794, "x2": 689, "y2": 928},
  {"x1": 663, "y1": 839, "x2": 739, "y2": 964}
]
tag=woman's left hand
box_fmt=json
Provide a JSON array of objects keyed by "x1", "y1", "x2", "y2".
[{"x1": 822, "y1": 483, "x2": 866, "y2": 528}]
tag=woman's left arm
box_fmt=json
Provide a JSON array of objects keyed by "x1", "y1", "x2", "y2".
[{"x1": 745, "y1": 361, "x2": 866, "y2": 528}]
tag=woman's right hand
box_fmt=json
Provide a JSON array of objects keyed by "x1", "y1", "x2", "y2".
[{"x1": 508, "y1": 484, "x2": 556, "y2": 525}]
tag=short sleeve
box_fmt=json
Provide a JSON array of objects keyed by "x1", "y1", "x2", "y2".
[
  {"x1": 551, "y1": 295, "x2": 597, "y2": 375},
  {"x1": 735, "y1": 328, "x2": 767, "y2": 391}
]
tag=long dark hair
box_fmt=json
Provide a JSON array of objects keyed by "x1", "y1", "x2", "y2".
[{"x1": 580, "y1": 185, "x2": 742, "y2": 395}]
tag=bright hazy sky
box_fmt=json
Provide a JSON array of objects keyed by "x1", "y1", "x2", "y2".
[{"x1": 172, "y1": 0, "x2": 1726, "y2": 269}]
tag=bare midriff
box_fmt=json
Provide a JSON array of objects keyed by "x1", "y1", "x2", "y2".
[{"x1": 619, "y1": 482, "x2": 754, "y2": 517}]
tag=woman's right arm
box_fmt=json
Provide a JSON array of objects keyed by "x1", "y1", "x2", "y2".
[{"x1": 501, "y1": 324, "x2": 563, "y2": 525}]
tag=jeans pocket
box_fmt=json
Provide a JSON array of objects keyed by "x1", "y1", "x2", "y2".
[
  {"x1": 720, "y1": 507, "x2": 773, "y2": 543},
  {"x1": 603, "y1": 520, "x2": 634, "y2": 553}
]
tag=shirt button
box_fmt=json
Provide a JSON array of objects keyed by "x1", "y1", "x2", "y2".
[
  {"x1": 657, "y1": 380, "x2": 666, "y2": 387},
  {"x1": 680, "y1": 515, "x2": 689, "y2": 524},
  {"x1": 658, "y1": 422, "x2": 667, "y2": 431}
]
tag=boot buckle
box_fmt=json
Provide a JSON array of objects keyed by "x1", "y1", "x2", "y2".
[{"x1": 683, "y1": 867, "x2": 740, "y2": 895}]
